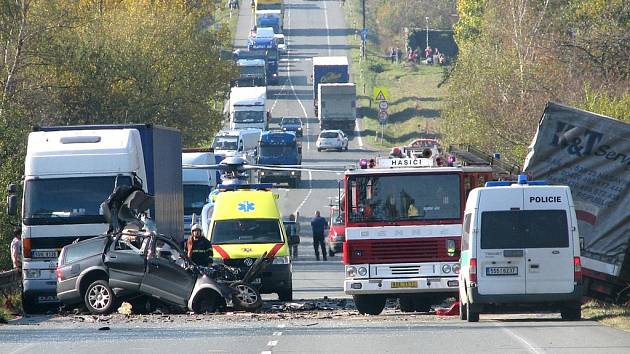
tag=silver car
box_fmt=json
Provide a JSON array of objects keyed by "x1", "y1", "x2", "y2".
[{"x1": 316, "y1": 130, "x2": 348, "y2": 152}]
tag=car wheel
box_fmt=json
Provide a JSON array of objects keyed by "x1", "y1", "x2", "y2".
[
  {"x1": 232, "y1": 282, "x2": 262, "y2": 312},
  {"x1": 84, "y1": 280, "x2": 116, "y2": 315},
  {"x1": 466, "y1": 300, "x2": 479, "y2": 322},
  {"x1": 353, "y1": 294, "x2": 386, "y2": 315},
  {"x1": 337, "y1": 147, "x2": 342, "y2": 152},
  {"x1": 192, "y1": 290, "x2": 218, "y2": 314},
  {"x1": 344, "y1": 145, "x2": 348, "y2": 151},
  {"x1": 317, "y1": 148, "x2": 322, "y2": 152},
  {"x1": 328, "y1": 249, "x2": 335, "y2": 257},
  {"x1": 561, "y1": 302, "x2": 582, "y2": 321}
]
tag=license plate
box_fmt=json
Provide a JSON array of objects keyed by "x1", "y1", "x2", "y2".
[
  {"x1": 391, "y1": 281, "x2": 417, "y2": 289},
  {"x1": 486, "y1": 266, "x2": 518, "y2": 276},
  {"x1": 38, "y1": 295, "x2": 58, "y2": 303},
  {"x1": 31, "y1": 250, "x2": 58, "y2": 258}
]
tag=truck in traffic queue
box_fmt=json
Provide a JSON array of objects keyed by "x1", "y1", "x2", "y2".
[
  {"x1": 318, "y1": 83, "x2": 356, "y2": 132},
  {"x1": 254, "y1": 0, "x2": 284, "y2": 24},
  {"x1": 6, "y1": 124, "x2": 183, "y2": 313},
  {"x1": 256, "y1": 10, "x2": 282, "y2": 34},
  {"x1": 182, "y1": 148, "x2": 219, "y2": 236},
  {"x1": 211, "y1": 129, "x2": 262, "y2": 162},
  {"x1": 228, "y1": 87, "x2": 269, "y2": 131},
  {"x1": 312, "y1": 56, "x2": 349, "y2": 115},
  {"x1": 257, "y1": 131, "x2": 302, "y2": 188},
  {"x1": 247, "y1": 34, "x2": 279, "y2": 84},
  {"x1": 234, "y1": 58, "x2": 267, "y2": 87},
  {"x1": 342, "y1": 155, "x2": 495, "y2": 315},
  {"x1": 234, "y1": 48, "x2": 278, "y2": 86},
  {"x1": 523, "y1": 102, "x2": 630, "y2": 303}
]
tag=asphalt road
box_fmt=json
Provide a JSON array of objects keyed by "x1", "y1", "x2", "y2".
[{"x1": 1, "y1": 1, "x2": 630, "y2": 353}]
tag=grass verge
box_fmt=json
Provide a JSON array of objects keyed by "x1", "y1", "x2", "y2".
[
  {"x1": 0, "y1": 290, "x2": 22, "y2": 322},
  {"x1": 582, "y1": 300, "x2": 630, "y2": 332},
  {"x1": 343, "y1": 1, "x2": 448, "y2": 149}
]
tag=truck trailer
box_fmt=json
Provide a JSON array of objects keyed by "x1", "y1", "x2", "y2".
[
  {"x1": 312, "y1": 56, "x2": 349, "y2": 115},
  {"x1": 318, "y1": 83, "x2": 356, "y2": 132}
]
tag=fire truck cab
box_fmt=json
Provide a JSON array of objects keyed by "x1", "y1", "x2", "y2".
[{"x1": 343, "y1": 156, "x2": 493, "y2": 315}]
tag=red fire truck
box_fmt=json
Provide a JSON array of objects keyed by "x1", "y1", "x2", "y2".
[{"x1": 343, "y1": 156, "x2": 494, "y2": 315}]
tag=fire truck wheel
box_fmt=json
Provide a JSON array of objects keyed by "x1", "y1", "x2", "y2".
[
  {"x1": 353, "y1": 295, "x2": 386, "y2": 315},
  {"x1": 459, "y1": 300, "x2": 467, "y2": 320}
]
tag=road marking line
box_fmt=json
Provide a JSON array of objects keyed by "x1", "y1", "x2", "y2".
[
  {"x1": 323, "y1": 0, "x2": 331, "y2": 56},
  {"x1": 278, "y1": 324, "x2": 286, "y2": 328},
  {"x1": 496, "y1": 323, "x2": 544, "y2": 354},
  {"x1": 8, "y1": 343, "x2": 36, "y2": 354},
  {"x1": 354, "y1": 119, "x2": 364, "y2": 149},
  {"x1": 272, "y1": 331, "x2": 283, "y2": 336},
  {"x1": 261, "y1": 351, "x2": 272, "y2": 354},
  {"x1": 267, "y1": 341, "x2": 278, "y2": 346}
]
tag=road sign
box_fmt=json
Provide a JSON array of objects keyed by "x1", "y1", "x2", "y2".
[
  {"x1": 373, "y1": 87, "x2": 390, "y2": 101},
  {"x1": 378, "y1": 110, "x2": 388, "y2": 124},
  {"x1": 378, "y1": 100, "x2": 388, "y2": 110}
]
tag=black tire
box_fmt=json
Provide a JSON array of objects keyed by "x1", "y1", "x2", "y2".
[
  {"x1": 344, "y1": 145, "x2": 348, "y2": 151},
  {"x1": 561, "y1": 302, "x2": 582, "y2": 321},
  {"x1": 466, "y1": 301, "x2": 479, "y2": 322},
  {"x1": 278, "y1": 285, "x2": 293, "y2": 301},
  {"x1": 21, "y1": 294, "x2": 40, "y2": 315},
  {"x1": 328, "y1": 249, "x2": 335, "y2": 257},
  {"x1": 232, "y1": 282, "x2": 262, "y2": 311},
  {"x1": 192, "y1": 290, "x2": 218, "y2": 314},
  {"x1": 84, "y1": 280, "x2": 116, "y2": 315},
  {"x1": 459, "y1": 300, "x2": 467, "y2": 321},
  {"x1": 399, "y1": 296, "x2": 416, "y2": 312},
  {"x1": 337, "y1": 147, "x2": 342, "y2": 152},
  {"x1": 354, "y1": 295, "x2": 386, "y2": 315},
  {"x1": 317, "y1": 148, "x2": 322, "y2": 152}
]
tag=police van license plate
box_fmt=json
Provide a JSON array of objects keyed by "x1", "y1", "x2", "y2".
[
  {"x1": 31, "y1": 250, "x2": 58, "y2": 258},
  {"x1": 391, "y1": 281, "x2": 417, "y2": 289},
  {"x1": 486, "y1": 267, "x2": 518, "y2": 276}
]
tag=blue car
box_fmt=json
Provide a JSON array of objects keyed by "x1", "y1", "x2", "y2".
[{"x1": 280, "y1": 117, "x2": 303, "y2": 137}]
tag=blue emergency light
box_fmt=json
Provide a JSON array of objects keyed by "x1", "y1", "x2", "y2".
[{"x1": 485, "y1": 175, "x2": 547, "y2": 187}]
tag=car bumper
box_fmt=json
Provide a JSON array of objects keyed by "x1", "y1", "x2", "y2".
[
  {"x1": 259, "y1": 263, "x2": 292, "y2": 293},
  {"x1": 317, "y1": 143, "x2": 344, "y2": 149},
  {"x1": 345, "y1": 276, "x2": 459, "y2": 295},
  {"x1": 260, "y1": 171, "x2": 300, "y2": 182},
  {"x1": 466, "y1": 285, "x2": 583, "y2": 311}
]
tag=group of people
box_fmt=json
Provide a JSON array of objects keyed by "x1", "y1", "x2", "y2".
[
  {"x1": 285, "y1": 211, "x2": 330, "y2": 261},
  {"x1": 388, "y1": 47, "x2": 404, "y2": 64},
  {"x1": 393, "y1": 46, "x2": 446, "y2": 65},
  {"x1": 424, "y1": 46, "x2": 446, "y2": 65}
]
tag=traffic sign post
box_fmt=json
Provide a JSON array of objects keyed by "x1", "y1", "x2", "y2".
[
  {"x1": 378, "y1": 101, "x2": 388, "y2": 111},
  {"x1": 378, "y1": 110, "x2": 388, "y2": 124}
]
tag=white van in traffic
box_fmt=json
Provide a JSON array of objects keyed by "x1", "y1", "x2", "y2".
[{"x1": 459, "y1": 175, "x2": 582, "y2": 322}]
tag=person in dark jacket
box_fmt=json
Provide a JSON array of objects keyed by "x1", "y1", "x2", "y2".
[
  {"x1": 310, "y1": 211, "x2": 329, "y2": 261},
  {"x1": 187, "y1": 224, "x2": 213, "y2": 266}
]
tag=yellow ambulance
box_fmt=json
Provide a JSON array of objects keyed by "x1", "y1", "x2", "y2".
[{"x1": 207, "y1": 186, "x2": 293, "y2": 300}]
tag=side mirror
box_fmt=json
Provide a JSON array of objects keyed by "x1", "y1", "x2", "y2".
[
  {"x1": 6, "y1": 195, "x2": 17, "y2": 215},
  {"x1": 7, "y1": 183, "x2": 17, "y2": 194}
]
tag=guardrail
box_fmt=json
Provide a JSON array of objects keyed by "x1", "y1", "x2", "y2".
[{"x1": 0, "y1": 269, "x2": 21, "y2": 293}]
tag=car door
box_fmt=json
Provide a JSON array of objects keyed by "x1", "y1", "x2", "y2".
[
  {"x1": 476, "y1": 188, "x2": 527, "y2": 295},
  {"x1": 140, "y1": 237, "x2": 196, "y2": 306},
  {"x1": 522, "y1": 188, "x2": 574, "y2": 294},
  {"x1": 105, "y1": 236, "x2": 147, "y2": 292}
]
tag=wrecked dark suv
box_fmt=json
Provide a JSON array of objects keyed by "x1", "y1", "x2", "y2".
[
  {"x1": 56, "y1": 183, "x2": 267, "y2": 315},
  {"x1": 56, "y1": 231, "x2": 263, "y2": 315}
]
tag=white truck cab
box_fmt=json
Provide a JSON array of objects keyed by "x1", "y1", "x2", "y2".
[
  {"x1": 229, "y1": 87, "x2": 269, "y2": 131},
  {"x1": 459, "y1": 175, "x2": 582, "y2": 322}
]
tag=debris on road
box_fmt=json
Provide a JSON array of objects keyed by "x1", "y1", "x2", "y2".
[{"x1": 118, "y1": 302, "x2": 133, "y2": 316}]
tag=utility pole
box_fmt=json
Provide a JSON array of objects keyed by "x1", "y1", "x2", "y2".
[
  {"x1": 425, "y1": 16, "x2": 429, "y2": 50},
  {"x1": 361, "y1": 0, "x2": 366, "y2": 58}
]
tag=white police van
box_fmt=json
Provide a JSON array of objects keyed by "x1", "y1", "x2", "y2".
[{"x1": 459, "y1": 175, "x2": 582, "y2": 322}]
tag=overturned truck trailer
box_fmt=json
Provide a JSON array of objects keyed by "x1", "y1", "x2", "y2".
[{"x1": 524, "y1": 102, "x2": 630, "y2": 302}]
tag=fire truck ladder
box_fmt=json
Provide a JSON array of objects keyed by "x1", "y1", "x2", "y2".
[{"x1": 448, "y1": 145, "x2": 521, "y2": 178}]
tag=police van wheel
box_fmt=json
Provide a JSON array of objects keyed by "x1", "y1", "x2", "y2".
[
  {"x1": 466, "y1": 302, "x2": 479, "y2": 322},
  {"x1": 561, "y1": 302, "x2": 581, "y2": 321},
  {"x1": 459, "y1": 300, "x2": 467, "y2": 320},
  {"x1": 328, "y1": 249, "x2": 335, "y2": 257},
  {"x1": 354, "y1": 295, "x2": 386, "y2": 315}
]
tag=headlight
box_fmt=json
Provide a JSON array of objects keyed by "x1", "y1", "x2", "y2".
[
  {"x1": 24, "y1": 269, "x2": 41, "y2": 279},
  {"x1": 290, "y1": 171, "x2": 296, "y2": 175},
  {"x1": 297, "y1": 127, "x2": 302, "y2": 131},
  {"x1": 357, "y1": 266, "x2": 368, "y2": 276},
  {"x1": 346, "y1": 266, "x2": 357, "y2": 278},
  {"x1": 282, "y1": 127, "x2": 287, "y2": 131},
  {"x1": 452, "y1": 263, "x2": 461, "y2": 274},
  {"x1": 441, "y1": 264, "x2": 452, "y2": 274},
  {"x1": 260, "y1": 171, "x2": 266, "y2": 176},
  {"x1": 272, "y1": 256, "x2": 290, "y2": 264}
]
